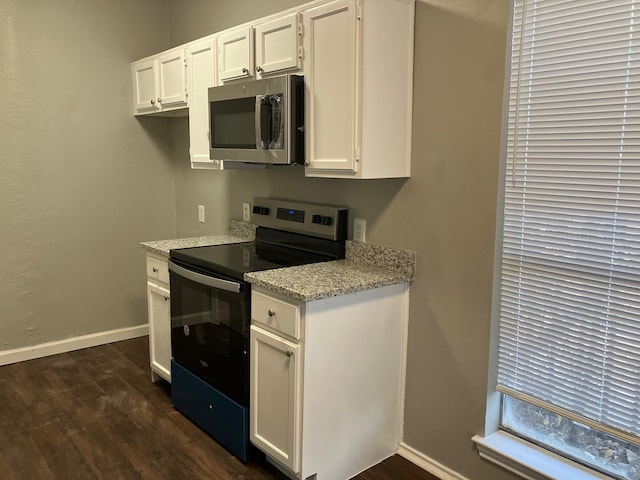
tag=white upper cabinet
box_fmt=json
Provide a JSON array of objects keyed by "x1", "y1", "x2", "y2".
[
  {"x1": 131, "y1": 47, "x2": 188, "y2": 116},
  {"x1": 157, "y1": 47, "x2": 188, "y2": 109},
  {"x1": 218, "y1": 27, "x2": 255, "y2": 82},
  {"x1": 303, "y1": 0, "x2": 414, "y2": 179},
  {"x1": 130, "y1": 0, "x2": 414, "y2": 178},
  {"x1": 254, "y1": 13, "x2": 302, "y2": 77},
  {"x1": 218, "y1": 14, "x2": 302, "y2": 83},
  {"x1": 303, "y1": 0, "x2": 357, "y2": 173},
  {"x1": 132, "y1": 58, "x2": 159, "y2": 114},
  {"x1": 186, "y1": 37, "x2": 223, "y2": 170}
]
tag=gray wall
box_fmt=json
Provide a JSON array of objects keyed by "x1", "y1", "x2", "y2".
[
  {"x1": 0, "y1": 0, "x2": 176, "y2": 350},
  {"x1": 168, "y1": 0, "x2": 515, "y2": 479}
]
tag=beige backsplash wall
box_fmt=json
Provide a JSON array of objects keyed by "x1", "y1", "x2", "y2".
[{"x1": 170, "y1": 1, "x2": 515, "y2": 479}]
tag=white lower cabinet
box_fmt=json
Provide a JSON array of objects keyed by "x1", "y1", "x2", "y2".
[
  {"x1": 250, "y1": 326, "x2": 301, "y2": 472},
  {"x1": 250, "y1": 283, "x2": 408, "y2": 480},
  {"x1": 145, "y1": 254, "x2": 171, "y2": 383}
]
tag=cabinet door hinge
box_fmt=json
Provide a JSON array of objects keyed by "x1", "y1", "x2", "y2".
[
  {"x1": 355, "y1": 148, "x2": 360, "y2": 162},
  {"x1": 297, "y1": 22, "x2": 303, "y2": 36},
  {"x1": 298, "y1": 46, "x2": 304, "y2": 59},
  {"x1": 357, "y1": 1, "x2": 362, "y2": 20}
]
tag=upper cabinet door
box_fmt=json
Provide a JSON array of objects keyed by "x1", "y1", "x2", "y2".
[
  {"x1": 157, "y1": 48, "x2": 187, "y2": 109},
  {"x1": 132, "y1": 58, "x2": 159, "y2": 115},
  {"x1": 218, "y1": 27, "x2": 254, "y2": 82},
  {"x1": 303, "y1": 0, "x2": 358, "y2": 173},
  {"x1": 254, "y1": 13, "x2": 301, "y2": 77},
  {"x1": 303, "y1": 0, "x2": 414, "y2": 179},
  {"x1": 187, "y1": 38, "x2": 223, "y2": 170}
]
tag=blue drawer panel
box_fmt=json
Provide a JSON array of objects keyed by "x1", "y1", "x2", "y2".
[{"x1": 171, "y1": 360, "x2": 249, "y2": 462}]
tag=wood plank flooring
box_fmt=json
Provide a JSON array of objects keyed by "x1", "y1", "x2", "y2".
[{"x1": 0, "y1": 336, "x2": 439, "y2": 480}]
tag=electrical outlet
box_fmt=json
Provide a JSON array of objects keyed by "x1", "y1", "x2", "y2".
[
  {"x1": 198, "y1": 205, "x2": 205, "y2": 223},
  {"x1": 242, "y1": 202, "x2": 251, "y2": 222},
  {"x1": 353, "y1": 218, "x2": 366, "y2": 242}
]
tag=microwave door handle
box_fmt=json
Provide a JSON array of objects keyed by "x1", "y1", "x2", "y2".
[
  {"x1": 168, "y1": 260, "x2": 241, "y2": 293},
  {"x1": 255, "y1": 95, "x2": 271, "y2": 150},
  {"x1": 255, "y1": 96, "x2": 264, "y2": 150}
]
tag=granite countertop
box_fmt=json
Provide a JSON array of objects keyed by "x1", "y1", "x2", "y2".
[
  {"x1": 140, "y1": 220, "x2": 256, "y2": 257},
  {"x1": 245, "y1": 241, "x2": 415, "y2": 302},
  {"x1": 141, "y1": 221, "x2": 415, "y2": 302}
]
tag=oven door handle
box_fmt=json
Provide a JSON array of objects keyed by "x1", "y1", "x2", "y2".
[{"x1": 168, "y1": 260, "x2": 241, "y2": 293}]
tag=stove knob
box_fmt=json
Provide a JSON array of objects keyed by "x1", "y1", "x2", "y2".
[
  {"x1": 311, "y1": 214, "x2": 322, "y2": 224},
  {"x1": 321, "y1": 216, "x2": 333, "y2": 226},
  {"x1": 252, "y1": 206, "x2": 270, "y2": 215}
]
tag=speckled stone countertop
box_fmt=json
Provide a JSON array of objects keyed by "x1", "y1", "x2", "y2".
[
  {"x1": 141, "y1": 223, "x2": 415, "y2": 301},
  {"x1": 245, "y1": 240, "x2": 415, "y2": 302},
  {"x1": 140, "y1": 220, "x2": 255, "y2": 258}
]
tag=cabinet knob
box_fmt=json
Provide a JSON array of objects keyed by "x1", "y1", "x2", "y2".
[
  {"x1": 286, "y1": 350, "x2": 293, "y2": 357},
  {"x1": 150, "y1": 99, "x2": 155, "y2": 105},
  {"x1": 268, "y1": 308, "x2": 276, "y2": 317},
  {"x1": 242, "y1": 67, "x2": 249, "y2": 74},
  {"x1": 152, "y1": 267, "x2": 158, "y2": 272},
  {"x1": 256, "y1": 66, "x2": 263, "y2": 73},
  {"x1": 163, "y1": 296, "x2": 169, "y2": 301},
  {"x1": 157, "y1": 97, "x2": 162, "y2": 103}
]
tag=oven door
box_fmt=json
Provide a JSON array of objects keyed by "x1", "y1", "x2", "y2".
[{"x1": 168, "y1": 259, "x2": 250, "y2": 406}]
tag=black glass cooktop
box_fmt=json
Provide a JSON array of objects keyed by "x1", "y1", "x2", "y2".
[
  {"x1": 169, "y1": 240, "x2": 332, "y2": 281},
  {"x1": 169, "y1": 227, "x2": 345, "y2": 281}
]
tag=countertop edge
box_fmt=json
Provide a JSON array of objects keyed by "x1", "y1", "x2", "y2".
[
  {"x1": 246, "y1": 271, "x2": 413, "y2": 302},
  {"x1": 140, "y1": 220, "x2": 255, "y2": 258}
]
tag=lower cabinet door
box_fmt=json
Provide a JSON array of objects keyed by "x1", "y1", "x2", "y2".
[
  {"x1": 250, "y1": 325, "x2": 301, "y2": 473},
  {"x1": 147, "y1": 282, "x2": 171, "y2": 382}
]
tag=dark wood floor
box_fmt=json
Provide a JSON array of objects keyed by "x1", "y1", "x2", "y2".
[{"x1": 0, "y1": 336, "x2": 439, "y2": 480}]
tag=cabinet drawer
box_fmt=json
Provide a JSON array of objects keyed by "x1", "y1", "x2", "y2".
[
  {"x1": 146, "y1": 255, "x2": 169, "y2": 284},
  {"x1": 171, "y1": 360, "x2": 249, "y2": 462},
  {"x1": 252, "y1": 290, "x2": 300, "y2": 340}
]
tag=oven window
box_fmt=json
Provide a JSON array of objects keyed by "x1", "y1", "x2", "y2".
[
  {"x1": 210, "y1": 97, "x2": 256, "y2": 149},
  {"x1": 170, "y1": 269, "x2": 250, "y2": 405}
]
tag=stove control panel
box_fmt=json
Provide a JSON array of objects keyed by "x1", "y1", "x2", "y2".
[
  {"x1": 276, "y1": 207, "x2": 306, "y2": 223},
  {"x1": 251, "y1": 197, "x2": 347, "y2": 241}
]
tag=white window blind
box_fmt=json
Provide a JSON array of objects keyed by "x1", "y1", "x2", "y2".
[{"x1": 496, "y1": 0, "x2": 640, "y2": 443}]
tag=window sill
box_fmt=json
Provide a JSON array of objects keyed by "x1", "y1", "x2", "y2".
[{"x1": 472, "y1": 431, "x2": 611, "y2": 480}]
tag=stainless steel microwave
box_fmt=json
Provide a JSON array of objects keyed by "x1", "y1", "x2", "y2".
[{"x1": 208, "y1": 74, "x2": 304, "y2": 165}]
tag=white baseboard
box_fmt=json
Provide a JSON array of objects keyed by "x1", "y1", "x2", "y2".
[
  {"x1": 0, "y1": 324, "x2": 149, "y2": 366},
  {"x1": 397, "y1": 442, "x2": 471, "y2": 480}
]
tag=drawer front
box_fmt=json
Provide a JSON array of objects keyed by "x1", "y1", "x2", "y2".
[
  {"x1": 252, "y1": 290, "x2": 300, "y2": 340},
  {"x1": 171, "y1": 360, "x2": 249, "y2": 462},
  {"x1": 146, "y1": 255, "x2": 169, "y2": 284}
]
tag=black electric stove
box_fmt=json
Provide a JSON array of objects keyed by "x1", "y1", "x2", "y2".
[{"x1": 167, "y1": 198, "x2": 348, "y2": 463}]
